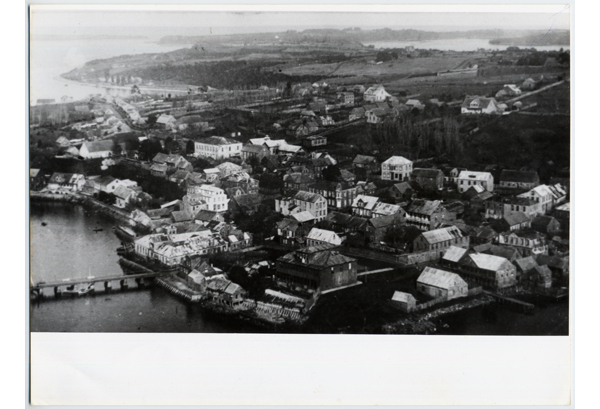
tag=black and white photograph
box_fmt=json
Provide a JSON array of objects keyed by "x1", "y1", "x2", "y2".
[{"x1": 26, "y1": 3, "x2": 574, "y2": 405}]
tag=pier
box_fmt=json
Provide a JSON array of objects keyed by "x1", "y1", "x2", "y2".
[
  {"x1": 30, "y1": 272, "x2": 167, "y2": 300},
  {"x1": 484, "y1": 291, "x2": 535, "y2": 314}
]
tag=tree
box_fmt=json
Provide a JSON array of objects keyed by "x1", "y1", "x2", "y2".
[
  {"x1": 112, "y1": 143, "x2": 123, "y2": 157},
  {"x1": 185, "y1": 139, "x2": 195, "y2": 155},
  {"x1": 322, "y1": 164, "x2": 342, "y2": 181},
  {"x1": 147, "y1": 113, "x2": 158, "y2": 127},
  {"x1": 139, "y1": 139, "x2": 163, "y2": 161}
]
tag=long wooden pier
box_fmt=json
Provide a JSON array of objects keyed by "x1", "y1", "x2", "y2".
[
  {"x1": 30, "y1": 272, "x2": 168, "y2": 299},
  {"x1": 484, "y1": 291, "x2": 535, "y2": 313}
]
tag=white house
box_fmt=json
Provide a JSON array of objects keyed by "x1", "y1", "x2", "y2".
[
  {"x1": 461, "y1": 96, "x2": 500, "y2": 115},
  {"x1": 79, "y1": 140, "x2": 114, "y2": 159},
  {"x1": 187, "y1": 184, "x2": 229, "y2": 212},
  {"x1": 363, "y1": 84, "x2": 392, "y2": 102},
  {"x1": 306, "y1": 228, "x2": 343, "y2": 247},
  {"x1": 457, "y1": 171, "x2": 494, "y2": 193},
  {"x1": 381, "y1": 156, "x2": 413, "y2": 181},
  {"x1": 194, "y1": 136, "x2": 242, "y2": 160}
]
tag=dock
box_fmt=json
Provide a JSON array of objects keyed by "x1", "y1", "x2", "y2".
[
  {"x1": 484, "y1": 291, "x2": 535, "y2": 314},
  {"x1": 30, "y1": 272, "x2": 167, "y2": 299}
]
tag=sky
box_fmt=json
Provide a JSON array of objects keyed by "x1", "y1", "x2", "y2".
[{"x1": 30, "y1": 5, "x2": 571, "y2": 39}]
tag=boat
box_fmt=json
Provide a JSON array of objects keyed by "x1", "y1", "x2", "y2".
[
  {"x1": 62, "y1": 283, "x2": 95, "y2": 296},
  {"x1": 41, "y1": 222, "x2": 47, "y2": 226},
  {"x1": 114, "y1": 225, "x2": 137, "y2": 240},
  {"x1": 93, "y1": 228, "x2": 104, "y2": 232}
]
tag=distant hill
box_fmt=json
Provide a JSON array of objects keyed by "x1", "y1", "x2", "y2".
[{"x1": 489, "y1": 30, "x2": 570, "y2": 46}]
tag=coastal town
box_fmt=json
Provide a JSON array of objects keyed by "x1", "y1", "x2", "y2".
[{"x1": 29, "y1": 35, "x2": 570, "y2": 334}]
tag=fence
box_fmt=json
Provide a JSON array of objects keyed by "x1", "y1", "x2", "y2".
[
  {"x1": 396, "y1": 249, "x2": 446, "y2": 265},
  {"x1": 408, "y1": 286, "x2": 483, "y2": 313}
]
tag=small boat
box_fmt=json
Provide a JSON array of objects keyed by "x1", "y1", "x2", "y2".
[
  {"x1": 114, "y1": 225, "x2": 137, "y2": 240},
  {"x1": 41, "y1": 222, "x2": 47, "y2": 226},
  {"x1": 63, "y1": 283, "x2": 95, "y2": 296},
  {"x1": 93, "y1": 228, "x2": 104, "y2": 232}
]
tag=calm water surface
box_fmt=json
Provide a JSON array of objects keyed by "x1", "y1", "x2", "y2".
[{"x1": 29, "y1": 202, "x2": 264, "y2": 333}]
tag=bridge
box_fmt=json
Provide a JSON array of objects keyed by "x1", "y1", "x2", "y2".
[{"x1": 30, "y1": 272, "x2": 168, "y2": 298}]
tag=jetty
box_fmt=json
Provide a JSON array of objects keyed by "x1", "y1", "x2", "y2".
[
  {"x1": 30, "y1": 272, "x2": 167, "y2": 299},
  {"x1": 484, "y1": 290, "x2": 535, "y2": 314}
]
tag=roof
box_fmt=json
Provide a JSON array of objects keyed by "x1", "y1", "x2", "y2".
[
  {"x1": 277, "y1": 244, "x2": 355, "y2": 268},
  {"x1": 514, "y1": 256, "x2": 539, "y2": 272},
  {"x1": 368, "y1": 214, "x2": 398, "y2": 229},
  {"x1": 420, "y1": 226, "x2": 463, "y2": 244},
  {"x1": 555, "y1": 203, "x2": 570, "y2": 212},
  {"x1": 536, "y1": 254, "x2": 568, "y2": 270},
  {"x1": 373, "y1": 202, "x2": 403, "y2": 216},
  {"x1": 532, "y1": 215, "x2": 558, "y2": 230},
  {"x1": 407, "y1": 199, "x2": 441, "y2": 216},
  {"x1": 383, "y1": 156, "x2": 412, "y2": 165},
  {"x1": 417, "y1": 267, "x2": 466, "y2": 290},
  {"x1": 82, "y1": 140, "x2": 114, "y2": 153},
  {"x1": 458, "y1": 170, "x2": 493, "y2": 181},
  {"x1": 197, "y1": 136, "x2": 239, "y2": 146},
  {"x1": 306, "y1": 228, "x2": 342, "y2": 245},
  {"x1": 499, "y1": 169, "x2": 539, "y2": 184},
  {"x1": 461, "y1": 96, "x2": 498, "y2": 110},
  {"x1": 113, "y1": 186, "x2": 135, "y2": 200},
  {"x1": 309, "y1": 180, "x2": 355, "y2": 191},
  {"x1": 391, "y1": 291, "x2": 416, "y2": 304},
  {"x1": 171, "y1": 210, "x2": 192, "y2": 223},
  {"x1": 411, "y1": 168, "x2": 443, "y2": 178},
  {"x1": 352, "y1": 195, "x2": 379, "y2": 210},
  {"x1": 294, "y1": 190, "x2": 325, "y2": 203},
  {"x1": 503, "y1": 212, "x2": 531, "y2": 226},
  {"x1": 442, "y1": 246, "x2": 468, "y2": 263},
  {"x1": 353, "y1": 154, "x2": 377, "y2": 165},
  {"x1": 291, "y1": 211, "x2": 316, "y2": 223},
  {"x1": 469, "y1": 253, "x2": 510, "y2": 271},
  {"x1": 391, "y1": 182, "x2": 413, "y2": 194},
  {"x1": 242, "y1": 144, "x2": 268, "y2": 153}
]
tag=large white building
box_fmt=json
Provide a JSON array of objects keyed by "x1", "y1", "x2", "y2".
[
  {"x1": 187, "y1": 184, "x2": 230, "y2": 212},
  {"x1": 457, "y1": 170, "x2": 494, "y2": 193},
  {"x1": 275, "y1": 190, "x2": 328, "y2": 222},
  {"x1": 363, "y1": 84, "x2": 392, "y2": 102},
  {"x1": 381, "y1": 156, "x2": 413, "y2": 181},
  {"x1": 194, "y1": 136, "x2": 242, "y2": 160}
]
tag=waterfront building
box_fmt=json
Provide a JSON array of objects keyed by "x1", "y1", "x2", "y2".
[
  {"x1": 46, "y1": 173, "x2": 86, "y2": 192},
  {"x1": 391, "y1": 291, "x2": 417, "y2": 313},
  {"x1": 134, "y1": 231, "x2": 228, "y2": 267},
  {"x1": 194, "y1": 136, "x2": 242, "y2": 160},
  {"x1": 444, "y1": 251, "x2": 517, "y2": 291},
  {"x1": 381, "y1": 156, "x2": 413, "y2": 181},
  {"x1": 275, "y1": 244, "x2": 358, "y2": 293},
  {"x1": 417, "y1": 267, "x2": 468, "y2": 300}
]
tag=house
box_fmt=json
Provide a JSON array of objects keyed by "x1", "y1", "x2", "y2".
[
  {"x1": 554, "y1": 203, "x2": 570, "y2": 232},
  {"x1": 456, "y1": 252, "x2": 517, "y2": 291},
  {"x1": 186, "y1": 270, "x2": 207, "y2": 292},
  {"x1": 46, "y1": 173, "x2": 86, "y2": 192},
  {"x1": 337, "y1": 92, "x2": 355, "y2": 106},
  {"x1": 186, "y1": 185, "x2": 229, "y2": 212},
  {"x1": 410, "y1": 168, "x2": 444, "y2": 191},
  {"x1": 79, "y1": 140, "x2": 114, "y2": 159},
  {"x1": 391, "y1": 291, "x2": 417, "y2": 313},
  {"x1": 500, "y1": 212, "x2": 532, "y2": 232},
  {"x1": 216, "y1": 162, "x2": 243, "y2": 179},
  {"x1": 405, "y1": 99, "x2": 425, "y2": 110},
  {"x1": 134, "y1": 231, "x2": 228, "y2": 267},
  {"x1": 366, "y1": 108, "x2": 389, "y2": 124},
  {"x1": 363, "y1": 84, "x2": 392, "y2": 102},
  {"x1": 319, "y1": 212, "x2": 368, "y2": 236},
  {"x1": 351, "y1": 195, "x2": 379, "y2": 218},
  {"x1": 498, "y1": 170, "x2": 540, "y2": 190},
  {"x1": 461, "y1": 96, "x2": 500, "y2": 115},
  {"x1": 502, "y1": 84, "x2": 522, "y2": 96},
  {"x1": 283, "y1": 173, "x2": 315, "y2": 196},
  {"x1": 484, "y1": 196, "x2": 539, "y2": 220},
  {"x1": 229, "y1": 194, "x2": 263, "y2": 216},
  {"x1": 88, "y1": 175, "x2": 120, "y2": 194},
  {"x1": 442, "y1": 167, "x2": 467, "y2": 186},
  {"x1": 349, "y1": 107, "x2": 366, "y2": 121},
  {"x1": 531, "y1": 215, "x2": 562, "y2": 236},
  {"x1": 457, "y1": 171, "x2": 494, "y2": 193},
  {"x1": 241, "y1": 144, "x2": 270, "y2": 161},
  {"x1": 306, "y1": 228, "x2": 344, "y2": 247},
  {"x1": 417, "y1": 267, "x2": 468, "y2": 300},
  {"x1": 30, "y1": 169, "x2": 46, "y2": 191},
  {"x1": 56, "y1": 136, "x2": 70, "y2": 147},
  {"x1": 388, "y1": 182, "x2": 414, "y2": 202},
  {"x1": 535, "y1": 254, "x2": 569, "y2": 282},
  {"x1": 365, "y1": 214, "x2": 403, "y2": 246},
  {"x1": 113, "y1": 186, "x2": 137, "y2": 208},
  {"x1": 152, "y1": 153, "x2": 193, "y2": 172},
  {"x1": 150, "y1": 163, "x2": 168, "y2": 177},
  {"x1": 372, "y1": 202, "x2": 404, "y2": 219},
  {"x1": 522, "y1": 78, "x2": 537, "y2": 90},
  {"x1": 194, "y1": 136, "x2": 242, "y2": 159},
  {"x1": 155, "y1": 114, "x2": 177, "y2": 130},
  {"x1": 405, "y1": 199, "x2": 455, "y2": 231},
  {"x1": 413, "y1": 226, "x2": 469, "y2": 253},
  {"x1": 517, "y1": 184, "x2": 565, "y2": 215},
  {"x1": 275, "y1": 244, "x2": 358, "y2": 293},
  {"x1": 308, "y1": 180, "x2": 360, "y2": 210},
  {"x1": 195, "y1": 210, "x2": 225, "y2": 224},
  {"x1": 275, "y1": 190, "x2": 328, "y2": 222},
  {"x1": 302, "y1": 135, "x2": 327, "y2": 149},
  {"x1": 352, "y1": 155, "x2": 379, "y2": 176},
  {"x1": 381, "y1": 156, "x2": 413, "y2": 181},
  {"x1": 497, "y1": 231, "x2": 548, "y2": 257}
]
